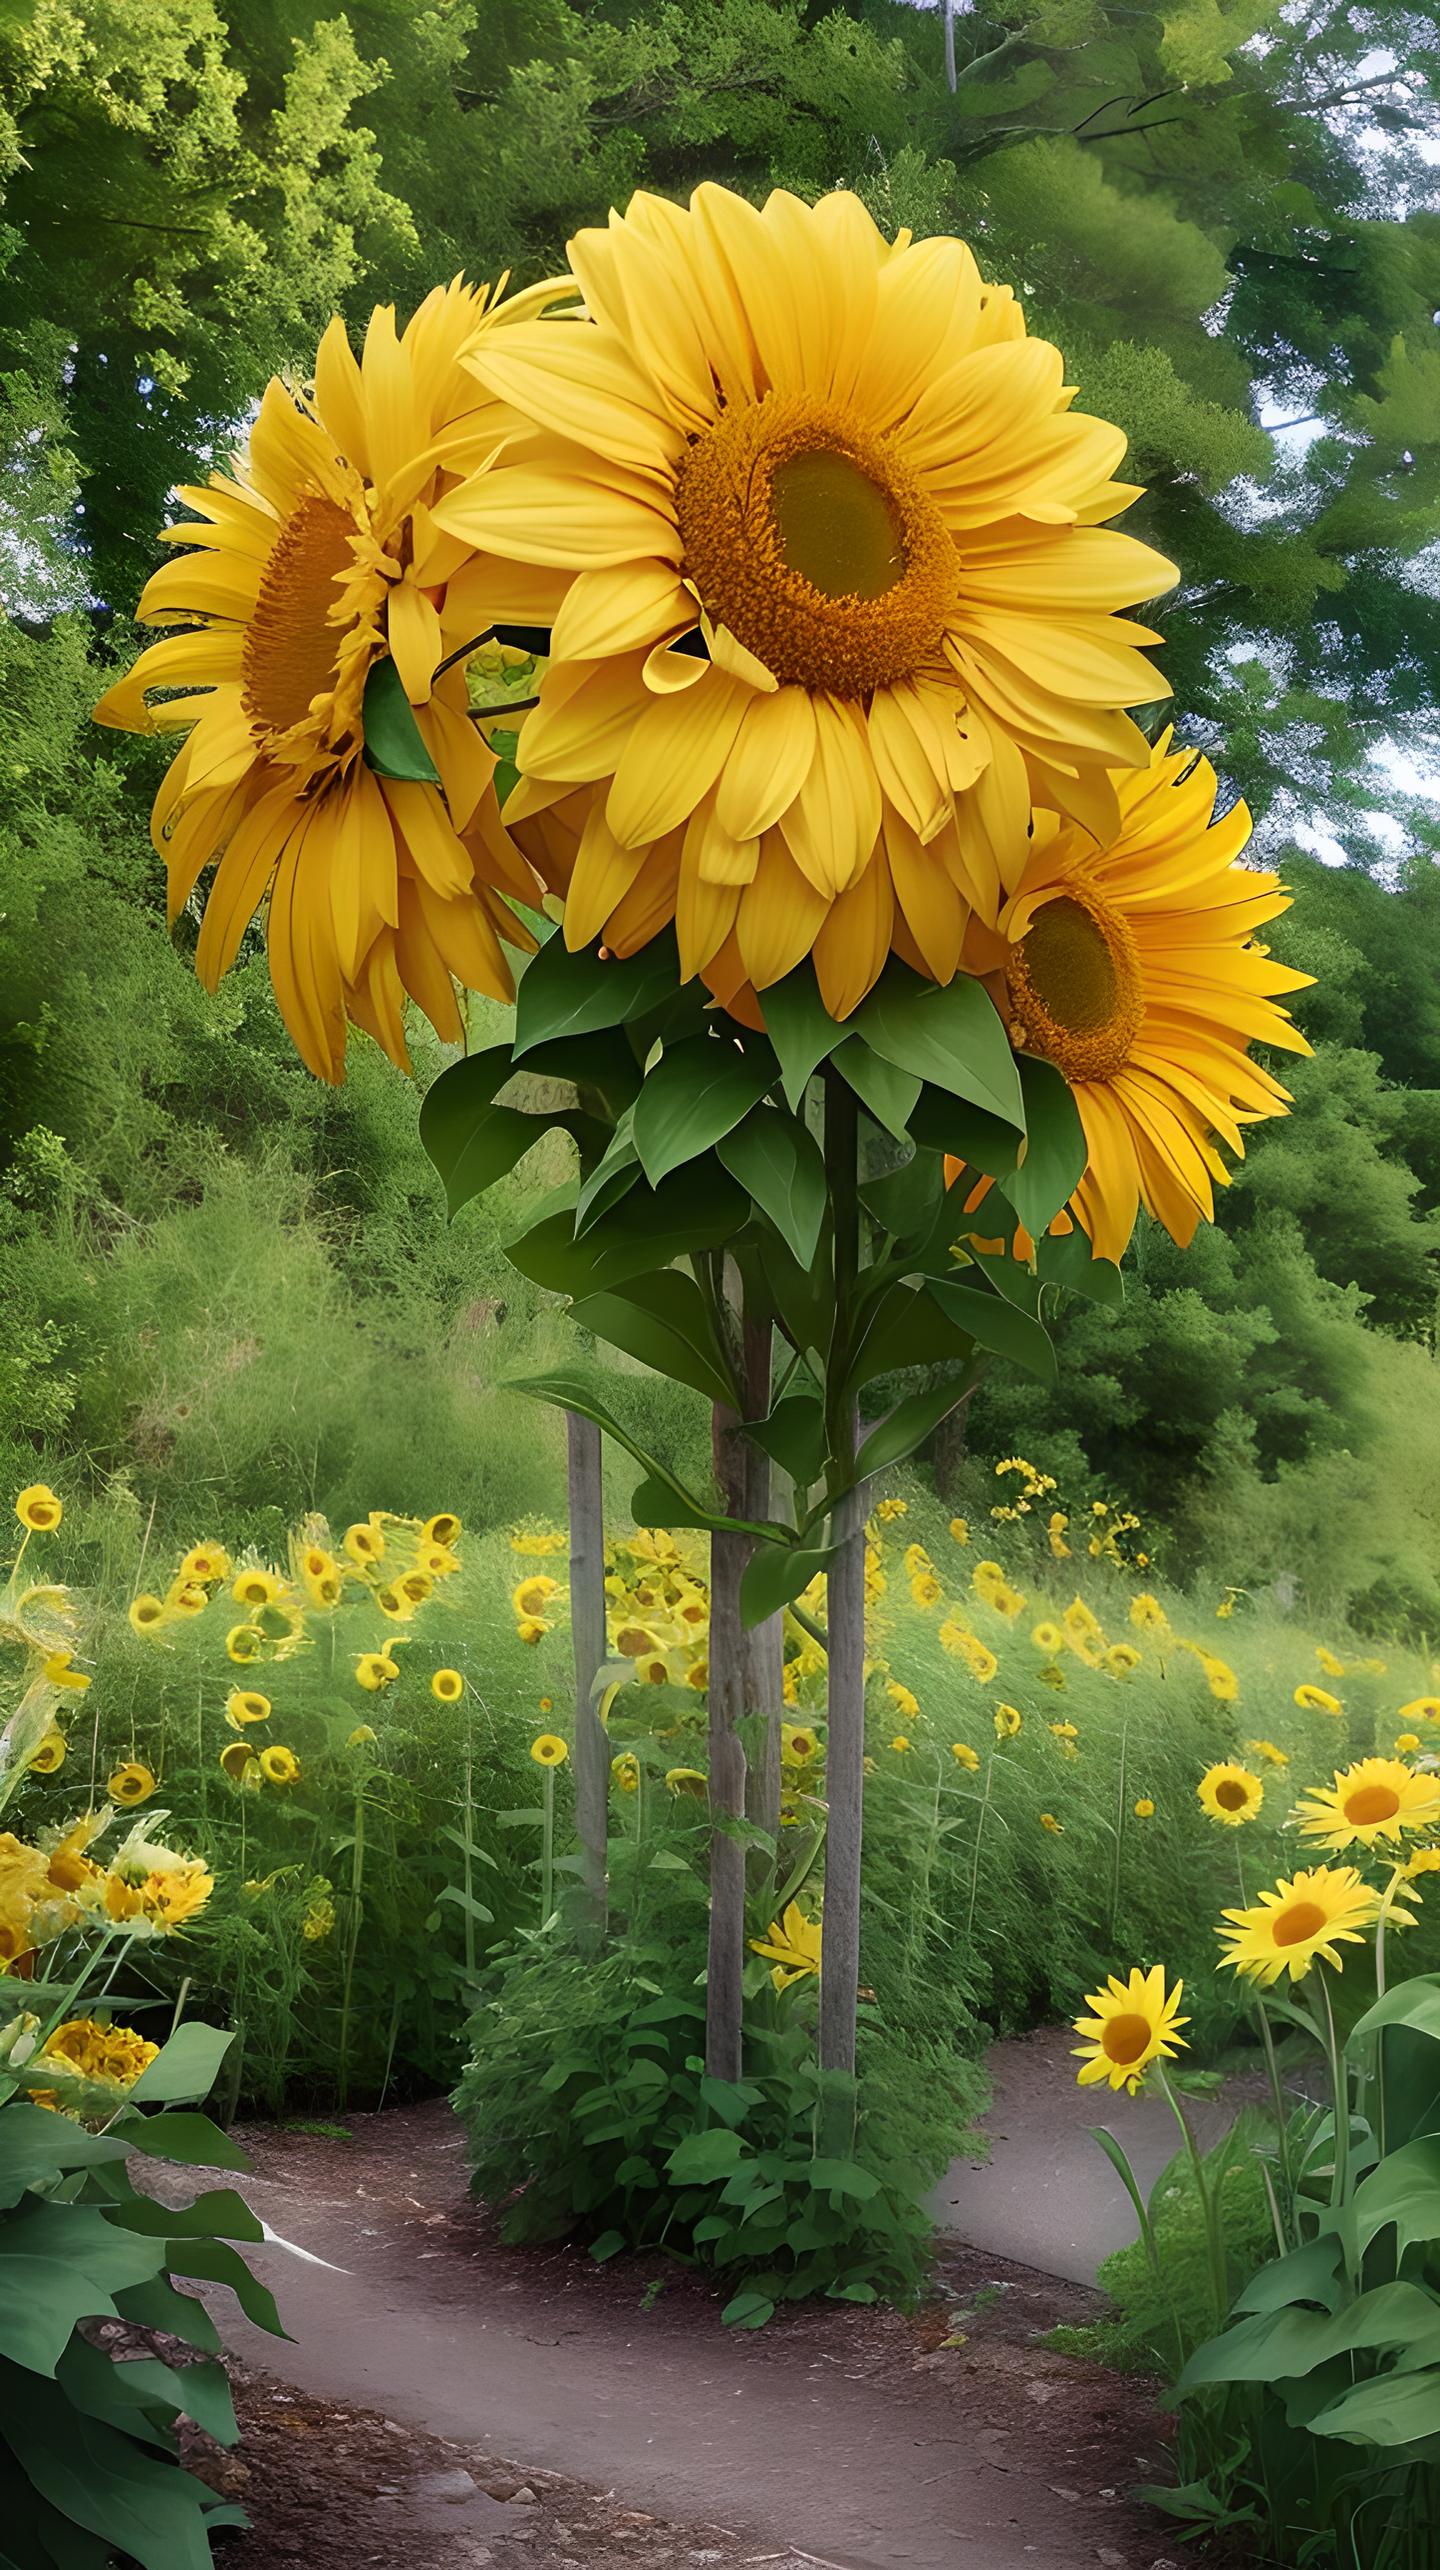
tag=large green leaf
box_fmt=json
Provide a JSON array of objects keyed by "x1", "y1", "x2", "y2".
[
  {"x1": 666, "y1": 2128, "x2": 751, "y2": 2183},
  {"x1": 1179, "y1": 2280, "x2": 1440, "y2": 2391},
  {"x1": 740, "y1": 1541, "x2": 838, "y2": 1630},
  {"x1": 419, "y1": 1045, "x2": 545, "y2": 1219},
  {"x1": 165, "y1": 2236, "x2": 287, "y2": 2339},
  {"x1": 719, "y1": 1107, "x2": 826, "y2": 1268},
  {"x1": 129, "y1": 2023, "x2": 233, "y2": 2106},
  {"x1": 108, "y1": 2187, "x2": 263, "y2": 2246},
  {"x1": 853, "y1": 966, "x2": 1024, "y2": 1128},
  {"x1": 854, "y1": 1369, "x2": 978, "y2": 1479},
  {"x1": 1350, "y1": 1975, "x2": 1440, "y2": 2050},
  {"x1": 926, "y1": 1275, "x2": 1057, "y2": 1382},
  {"x1": 834, "y1": 1036, "x2": 920, "y2": 1139},
  {"x1": 0, "y1": 2358, "x2": 229, "y2": 2570},
  {"x1": 845, "y1": 1280, "x2": 979, "y2": 1390},
  {"x1": 574, "y1": 1112, "x2": 641, "y2": 1235},
  {"x1": 118, "y1": 2112, "x2": 252, "y2": 2174},
  {"x1": 1037, "y1": 1227, "x2": 1124, "y2": 1305},
  {"x1": 631, "y1": 1036, "x2": 776, "y2": 1186},
  {"x1": 56, "y1": 2337, "x2": 237, "y2": 2449},
  {"x1": 112, "y1": 2275, "x2": 221, "y2": 2356},
  {"x1": 571, "y1": 1271, "x2": 739, "y2": 1408},
  {"x1": 519, "y1": 1026, "x2": 644, "y2": 1121},
  {"x1": 906, "y1": 1083, "x2": 1022, "y2": 1177},
  {"x1": 1349, "y1": 2136, "x2": 1440, "y2": 2260},
  {"x1": 760, "y1": 968, "x2": 846, "y2": 1110},
  {"x1": 745, "y1": 1388, "x2": 827, "y2": 1489},
  {"x1": 507, "y1": 1163, "x2": 749, "y2": 1299},
  {"x1": 361, "y1": 657, "x2": 440, "y2": 783},
  {"x1": 0, "y1": 2105, "x2": 128, "y2": 2206},
  {"x1": 1306, "y1": 2366, "x2": 1440, "y2": 2448},
  {"x1": 1007, "y1": 1055, "x2": 1088, "y2": 1237},
  {"x1": 0, "y1": 2202, "x2": 164, "y2": 2373},
  {"x1": 509, "y1": 1368, "x2": 783, "y2": 1541},
  {"x1": 514, "y1": 927, "x2": 681, "y2": 1056}
]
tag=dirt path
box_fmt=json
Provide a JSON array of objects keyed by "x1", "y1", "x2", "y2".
[{"x1": 209, "y1": 2076, "x2": 1185, "y2": 2570}]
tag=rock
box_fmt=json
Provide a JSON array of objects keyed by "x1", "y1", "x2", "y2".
[{"x1": 413, "y1": 2466, "x2": 480, "y2": 2504}]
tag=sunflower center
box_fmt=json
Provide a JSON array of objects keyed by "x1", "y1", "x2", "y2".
[
  {"x1": 1101, "y1": 2012, "x2": 1154, "y2": 2066},
  {"x1": 1344, "y1": 1784, "x2": 1401, "y2": 1826},
  {"x1": 1006, "y1": 890, "x2": 1144, "y2": 1084},
  {"x1": 1273, "y1": 1899, "x2": 1327, "y2": 1947},
  {"x1": 242, "y1": 494, "x2": 359, "y2": 752},
  {"x1": 673, "y1": 391, "x2": 956, "y2": 695},
  {"x1": 1215, "y1": 1780, "x2": 1250, "y2": 1812}
]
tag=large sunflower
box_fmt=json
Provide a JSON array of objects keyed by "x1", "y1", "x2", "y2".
[
  {"x1": 434, "y1": 184, "x2": 1177, "y2": 1017},
  {"x1": 1217, "y1": 1865, "x2": 1381, "y2": 1986},
  {"x1": 1072, "y1": 1964, "x2": 1188, "y2": 2093},
  {"x1": 95, "y1": 280, "x2": 566, "y2": 1080},
  {"x1": 958, "y1": 736, "x2": 1310, "y2": 1261},
  {"x1": 1294, "y1": 1757, "x2": 1440, "y2": 1853}
]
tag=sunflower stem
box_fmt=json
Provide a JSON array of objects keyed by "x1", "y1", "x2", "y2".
[
  {"x1": 566, "y1": 1408, "x2": 608, "y2": 1948},
  {"x1": 541, "y1": 1765, "x2": 555, "y2": 1926},
  {"x1": 818, "y1": 1067, "x2": 865, "y2": 2119},
  {"x1": 1313, "y1": 1972, "x2": 1351, "y2": 2213},
  {"x1": 1154, "y1": 2061, "x2": 1229, "y2": 2329},
  {"x1": 707, "y1": 1271, "x2": 751, "y2": 2083}
]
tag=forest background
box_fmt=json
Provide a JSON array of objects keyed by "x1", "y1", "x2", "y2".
[{"x1": 5, "y1": 0, "x2": 1440, "y2": 1633}]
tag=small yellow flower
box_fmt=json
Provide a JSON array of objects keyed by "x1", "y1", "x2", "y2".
[
  {"x1": 344, "y1": 1522, "x2": 385, "y2": 1565},
  {"x1": 231, "y1": 1568, "x2": 281, "y2": 1608},
  {"x1": 28, "y1": 1731, "x2": 66, "y2": 1775},
  {"x1": 1049, "y1": 1720, "x2": 1079, "y2": 1748},
  {"x1": 107, "y1": 1762, "x2": 156, "y2": 1808},
  {"x1": 1399, "y1": 1845, "x2": 1440, "y2": 1881},
  {"x1": 610, "y1": 1752, "x2": 640, "y2": 1793},
  {"x1": 750, "y1": 1900, "x2": 823, "y2": 1991},
  {"x1": 517, "y1": 1618, "x2": 547, "y2": 1646},
  {"x1": 1134, "y1": 1797, "x2": 1155, "y2": 1819},
  {"x1": 347, "y1": 1724, "x2": 377, "y2": 1748},
  {"x1": 875, "y1": 1497, "x2": 907, "y2": 1522},
  {"x1": 1105, "y1": 1643, "x2": 1141, "y2": 1678},
  {"x1": 1246, "y1": 1739, "x2": 1289, "y2": 1769},
  {"x1": 1128, "y1": 1593, "x2": 1168, "y2": 1635},
  {"x1": 355, "y1": 1653, "x2": 398, "y2": 1692},
  {"x1": 1396, "y1": 1732, "x2": 1422, "y2": 1754},
  {"x1": 1030, "y1": 1622, "x2": 1065, "y2": 1655},
  {"x1": 539, "y1": 1696, "x2": 553, "y2": 1714},
  {"x1": 431, "y1": 1668, "x2": 464, "y2": 1703},
  {"x1": 180, "y1": 1543, "x2": 229, "y2": 1583},
  {"x1": 782, "y1": 1723, "x2": 818, "y2": 1766},
  {"x1": 15, "y1": 1484, "x2": 62, "y2": 1532},
  {"x1": 225, "y1": 1624, "x2": 263, "y2": 1664},
  {"x1": 664, "y1": 1765, "x2": 706, "y2": 1796},
  {"x1": 994, "y1": 1703, "x2": 1022, "y2": 1739},
  {"x1": 259, "y1": 1745, "x2": 300, "y2": 1786},
  {"x1": 948, "y1": 1517, "x2": 969, "y2": 1544},
  {"x1": 513, "y1": 1574, "x2": 561, "y2": 1621},
  {"x1": 884, "y1": 1682, "x2": 919, "y2": 1722},
  {"x1": 1040, "y1": 1811, "x2": 1064, "y2": 1835},
  {"x1": 423, "y1": 1512, "x2": 461, "y2": 1548},
  {"x1": 1202, "y1": 1655, "x2": 1239, "y2": 1704},
  {"x1": 1315, "y1": 1645, "x2": 1346, "y2": 1678},
  {"x1": 225, "y1": 1689, "x2": 271, "y2": 1728},
  {"x1": 167, "y1": 1580, "x2": 211, "y2": 1619},
  {"x1": 951, "y1": 1742, "x2": 980, "y2": 1770},
  {"x1": 1398, "y1": 1697, "x2": 1440, "y2": 1726},
  {"x1": 1197, "y1": 1762, "x2": 1264, "y2": 1827},
  {"x1": 889, "y1": 1735, "x2": 912, "y2": 1754},
  {"x1": 909, "y1": 1571, "x2": 943, "y2": 1608},
  {"x1": 941, "y1": 1623, "x2": 999, "y2": 1683},
  {"x1": 43, "y1": 1652, "x2": 90, "y2": 1694},
  {"x1": 1294, "y1": 1684, "x2": 1343, "y2": 1716},
  {"x1": 1074, "y1": 1965, "x2": 1188, "y2": 2093},
  {"x1": 219, "y1": 1740, "x2": 259, "y2": 1784},
  {"x1": 531, "y1": 1733, "x2": 569, "y2": 1768},
  {"x1": 128, "y1": 1594, "x2": 168, "y2": 1637}
]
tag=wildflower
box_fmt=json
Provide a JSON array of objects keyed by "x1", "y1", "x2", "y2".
[
  {"x1": 28, "y1": 1732, "x2": 66, "y2": 1775},
  {"x1": 875, "y1": 1498, "x2": 907, "y2": 1522},
  {"x1": 539, "y1": 1696, "x2": 553, "y2": 1715},
  {"x1": 42, "y1": 1652, "x2": 90, "y2": 1694},
  {"x1": 517, "y1": 1619, "x2": 547, "y2": 1646},
  {"x1": 664, "y1": 1766, "x2": 706, "y2": 1796},
  {"x1": 219, "y1": 1741, "x2": 259, "y2": 1784},
  {"x1": 232, "y1": 1568, "x2": 281, "y2": 1609},
  {"x1": 782, "y1": 1724, "x2": 819, "y2": 1766},
  {"x1": 1294, "y1": 1684, "x2": 1342, "y2": 1716},
  {"x1": 106, "y1": 1764, "x2": 156, "y2": 1809},
  {"x1": 302, "y1": 1890, "x2": 336, "y2": 1943},
  {"x1": 610, "y1": 1753, "x2": 640, "y2": 1793},
  {"x1": 1038, "y1": 1664, "x2": 1067, "y2": 1692},
  {"x1": 1202, "y1": 1655, "x2": 1239, "y2": 1704},
  {"x1": 302, "y1": 1547, "x2": 341, "y2": 1607},
  {"x1": 344, "y1": 1522, "x2": 385, "y2": 1566},
  {"x1": 903, "y1": 1544, "x2": 932, "y2": 1578},
  {"x1": 885, "y1": 1683, "x2": 919, "y2": 1722},
  {"x1": 994, "y1": 1704, "x2": 1022, "y2": 1739},
  {"x1": 1216, "y1": 1597, "x2": 1235, "y2": 1619},
  {"x1": 1105, "y1": 1643, "x2": 1141, "y2": 1678},
  {"x1": 1049, "y1": 1721, "x2": 1079, "y2": 1751},
  {"x1": 1128, "y1": 1593, "x2": 1168, "y2": 1635},
  {"x1": 1315, "y1": 1645, "x2": 1346, "y2": 1678},
  {"x1": 1063, "y1": 1598, "x2": 1103, "y2": 1646},
  {"x1": 1073, "y1": 1966, "x2": 1188, "y2": 2094},
  {"x1": 431, "y1": 1668, "x2": 464, "y2": 1703},
  {"x1": 424, "y1": 1513, "x2": 461, "y2": 1548},
  {"x1": 1294, "y1": 1757, "x2": 1440, "y2": 1854},
  {"x1": 128, "y1": 1594, "x2": 167, "y2": 1637},
  {"x1": 531, "y1": 1734, "x2": 569, "y2": 1768},
  {"x1": 43, "y1": 1812, "x2": 107, "y2": 1896},
  {"x1": 259, "y1": 1746, "x2": 300, "y2": 1786},
  {"x1": 1218, "y1": 1866, "x2": 1382, "y2": 1986},
  {"x1": 355, "y1": 1653, "x2": 398, "y2": 1692},
  {"x1": 1197, "y1": 1762, "x2": 1264, "y2": 1827},
  {"x1": 347, "y1": 1725, "x2": 377, "y2": 1749},
  {"x1": 1246, "y1": 1739, "x2": 1289, "y2": 1768},
  {"x1": 909, "y1": 1572, "x2": 942, "y2": 1608},
  {"x1": 1031, "y1": 1623, "x2": 1064, "y2": 1657},
  {"x1": 225, "y1": 1625, "x2": 263, "y2": 1665},
  {"x1": 1048, "y1": 1512, "x2": 1071, "y2": 1559},
  {"x1": 951, "y1": 1743, "x2": 980, "y2": 1771},
  {"x1": 180, "y1": 1545, "x2": 229, "y2": 1583},
  {"x1": 1396, "y1": 1732, "x2": 1422, "y2": 1754},
  {"x1": 15, "y1": 1485, "x2": 62, "y2": 1532},
  {"x1": 889, "y1": 1735, "x2": 912, "y2": 1754},
  {"x1": 103, "y1": 1836, "x2": 214, "y2": 1935},
  {"x1": 1399, "y1": 1846, "x2": 1440, "y2": 1881},
  {"x1": 940, "y1": 1623, "x2": 999, "y2": 1683},
  {"x1": 949, "y1": 1518, "x2": 969, "y2": 1544},
  {"x1": 1398, "y1": 1698, "x2": 1440, "y2": 1726},
  {"x1": 167, "y1": 1581, "x2": 211, "y2": 1619},
  {"x1": 27, "y1": 2015, "x2": 158, "y2": 2105},
  {"x1": 1134, "y1": 1798, "x2": 1155, "y2": 1819},
  {"x1": 750, "y1": 1901, "x2": 822, "y2": 1992},
  {"x1": 1040, "y1": 1812, "x2": 1064, "y2": 1835},
  {"x1": 222, "y1": 1691, "x2": 270, "y2": 1732}
]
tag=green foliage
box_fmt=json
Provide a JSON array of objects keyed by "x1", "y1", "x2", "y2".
[{"x1": 1050, "y1": 2113, "x2": 1281, "y2": 2373}]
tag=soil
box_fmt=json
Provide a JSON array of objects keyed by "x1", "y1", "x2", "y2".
[{"x1": 156, "y1": 2090, "x2": 1200, "y2": 2570}]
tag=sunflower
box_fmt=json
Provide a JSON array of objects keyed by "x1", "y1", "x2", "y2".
[
  {"x1": 219, "y1": 1740, "x2": 260, "y2": 1784},
  {"x1": 93, "y1": 282, "x2": 567, "y2": 1081},
  {"x1": 1399, "y1": 1697, "x2": 1440, "y2": 1726},
  {"x1": 994, "y1": 1703, "x2": 1022, "y2": 1739},
  {"x1": 530, "y1": 1733, "x2": 569, "y2": 1768},
  {"x1": 259, "y1": 1746, "x2": 301, "y2": 1786},
  {"x1": 957, "y1": 737, "x2": 1309, "y2": 1261},
  {"x1": 1129, "y1": 1593, "x2": 1168, "y2": 1634},
  {"x1": 107, "y1": 1763, "x2": 156, "y2": 1809},
  {"x1": 1073, "y1": 1965, "x2": 1188, "y2": 2094},
  {"x1": 1105, "y1": 1643, "x2": 1141, "y2": 1678},
  {"x1": 610, "y1": 1752, "x2": 641, "y2": 1793},
  {"x1": 1197, "y1": 1762, "x2": 1263, "y2": 1827},
  {"x1": 1295, "y1": 1684, "x2": 1342, "y2": 1716},
  {"x1": 225, "y1": 1689, "x2": 272, "y2": 1729},
  {"x1": 889, "y1": 1735, "x2": 913, "y2": 1754},
  {"x1": 1294, "y1": 1757, "x2": 1440, "y2": 1853},
  {"x1": 1134, "y1": 1798, "x2": 1155, "y2": 1819},
  {"x1": 225, "y1": 1625, "x2": 263, "y2": 1666},
  {"x1": 1031, "y1": 1621, "x2": 1065, "y2": 1656},
  {"x1": 180, "y1": 1543, "x2": 229, "y2": 1583},
  {"x1": 951, "y1": 1742, "x2": 980, "y2": 1770},
  {"x1": 28, "y1": 1733, "x2": 65, "y2": 1775},
  {"x1": 127, "y1": 1594, "x2": 167, "y2": 1638},
  {"x1": 750, "y1": 1900, "x2": 823, "y2": 1993},
  {"x1": 438, "y1": 183, "x2": 1175, "y2": 1017},
  {"x1": 344, "y1": 1522, "x2": 385, "y2": 1566},
  {"x1": 15, "y1": 1484, "x2": 62, "y2": 1532},
  {"x1": 1218, "y1": 1864, "x2": 1381, "y2": 1986},
  {"x1": 424, "y1": 1513, "x2": 462, "y2": 1548},
  {"x1": 431, "y1": 1668, "x2": 464, "y2": 1703},
  {"x1": 232, "y1": 1568, "x2": 281, "y2": 1610},
  {"x1": 1040, "y1": 1812, "x2": 1064, "y2": 1835}
]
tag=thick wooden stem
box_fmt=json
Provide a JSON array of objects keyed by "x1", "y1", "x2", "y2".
[
  {"x1": 741, "y1": 1309, "x2": 783, "y2": 1841},
  {"x1": 819, "y1": 1071, "x2": 865, "y2": 2083},
  {"x1": 707, "y1": 1395, "x2": 749, "y2": 2081},
  {"x1": 566, "y1": 1409, "x2": 608, "y2": 1946}
]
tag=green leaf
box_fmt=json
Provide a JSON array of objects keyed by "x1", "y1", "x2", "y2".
[
  {"x1": 574, "y1": 1114, "x2": 640, "y2": 1236},
  {"x1": 509, "y1": 1367, "x2": 780, "y2": 1541},
  {"x1": 507, "y1": 1163, "x2": 750, "y2": 1298},
  {"x1": 854, "y1": 1369, "x2": 978, "y2": 1479},
  {"x1": 759, "y1": 968, "x2": 845, "y2": 1110},
  {"x1": 129, "y1": 2023, "x2": 233, "y2": 2106},
  {"x1": 1349, "y1": 2136, "x2": 1440, "y2": 2260},
  {"x1": 666, "y1": 2128, "x2": 750, "y2": 2183},
  {"x1": 803, "y1": 2158, "x2": 882, "y2": 2201},
  {"x1": 741, "y1": 1542, "x2": 837, "y2": 1631},
  {"x1": 746, "y1": 1388, "x2": 827, "y2": 1488},
  {"x1": 589, "y1": 2229, "x2": 626, "y2": 2262},
  {"x1": 436, "y1": 1883, "x2": 495, "y2": 1928},
  {"x1": 853, "y1": 967, "x2": 1024, "y2": 1128},
  {"x1": 926, "y1": 1276, "x2": 1056, "y2": 1382},
  {"x1": 834, "y1": 1036, "x2": 920, "y2": 1139},
  {"x1": 573, "y1": 1271, "x2": 739, "y2": 1408},
  {"x1": 361, "y1": 657, "x2": 441, "y2": 783},
  {"x1": 120, "y1": 2113, "x2": 252, "y2": 2173},
  {"x1": 1178, "y1": 2281, "x2": 1440, "y2": 2392},
  {"x1": 907, "y1": 1084, "x2": 1022, "y2": 1177},
  {"x1": 631, "y1": 1036, "x2": 776, "y2": 1186},
  {"x1": 1350, "y1": 1975, "x2": 1440, "y2": 2050},
  {"x1": 718, "y1": 1107, "x2": 826, "y2": 1268},
  {"x1": 514, "y1": 928, "x2": 681, "y2": 1056},
  {"x1": 111, "y1": 2276, "x2": 221, "y2": 2356},
  {"x1": 1007, "y1": 1056, "x2": 1088, "y2": 1237},
  {"x1": 1037, "y1": 1228, "x2": 1124, "y2": 1304},
  {"x1": 0, "y1": 2103, "x2": 128, "y2": 2205},
  {"x1": 109, "y1": 2187, "x2": 263, "y2": 2245},
  {"x1": 721, "y1": 2288, "x2": 775, "y2": 2329},
  {"x1": 1306, "y1": 2367, "x2": 1440, "y2": 2448},
  {"x1": 419, "y1": 1047, "x2": 546, "y2": 1220},
  {"x1": 845, "y1": 1280, "x2": 978, "y2": 1390},
  {"x1": 166, "y1": 2237, "x2": 288, "y2": 2340}
]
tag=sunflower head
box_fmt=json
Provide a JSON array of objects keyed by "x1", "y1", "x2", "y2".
[
  {"x1": 107, "y1": 1763, "x2": 156, "y2": 1809},
  {"x1": 128, "y1": 1594, "x2": 168, "y2": 1638},
  {"x1": 530, "y1": 1733, "x2": 569, "y2": 1769},
  {"x1": 1197, "y1": 1762, "x2": 1264, "y2": 1828},
  {"x1": 259, "y1": 1746, "x2": 300, "y2": 1787},
  {"x1": 225, "y1": 1689, "x2": 272, "y2": 1729},
  {"x1": 219, "y1": 1740, "x2": 260, "y2": 1785},
  {"x1": 1294, "y1": 1684, "x2": 1343, "y2": 1717},
  {"x1": 1293, "y1": 1757, "x2": 1440, "y2": 1853},
  {"x1": 431, "y1": 1668, "x2": 464, "y2": 1703},
  {"x1": 1073, "y1": 1965, "x2": 1188, "y2": 2094},
  {"x1": 1218, "y1": 1865, "x2": 1382, "y2": 1986},
  {"x1": 15, "y1": 1484, "x2": 62, "y2": 1533},
  {"x1": 27, "y1": 1731, "x2": 66, "y2": 1776},
  {"x1": 610, "y1": 1752, "x2": 641, "y2": 1794}
]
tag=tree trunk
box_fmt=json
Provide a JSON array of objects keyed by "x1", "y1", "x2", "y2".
[
  {"x1": 819, "y1": 1071, "x2": 865, "y2": 2092},
  {"x1": 943, "y1": 0, "x2": 958, "y2": 92},
  {"x1": 741, "y1": 1309, "x2": 783, "y2": 1842},
  {"x1": 566, "y1": 1409, "x2": 608, "y2": 1947},
  {"x1": 707, "y1": 1396, "x2": 749, "y2": 2081}
]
